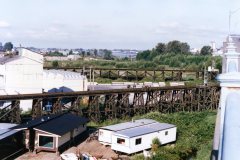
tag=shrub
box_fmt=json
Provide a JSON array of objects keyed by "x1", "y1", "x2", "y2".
[{"x1": 52, "y1": 60, "x2": 59, "y2": 67}]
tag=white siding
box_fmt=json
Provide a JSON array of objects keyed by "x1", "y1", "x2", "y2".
[
  {"x1": 111, "y1": 135, "x2": 130, "y2": 154},
  {"x1": 111, "y1": 127, "x2": 177, "y2": 154},
  {"x1": 3, "y1": 55, "x2": 43, "y2": 111},
  {"x1": 156, "y1": 127, "x2": 177, "y2": 145},
  {"x1": 98, "y1": 129, "x2": 113, "y2": 145}
]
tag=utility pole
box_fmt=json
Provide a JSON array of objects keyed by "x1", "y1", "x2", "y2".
[{"x1": 93, "y1": 68, "x2": 95, "y2": 90}]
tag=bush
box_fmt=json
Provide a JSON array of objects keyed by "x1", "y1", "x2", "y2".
[
  {"x1": 152, "y1": 137, "x2": 161, "y2": 153},
  {"x1": 52, "y1": 60, "x2": 59, "y2": 67}
]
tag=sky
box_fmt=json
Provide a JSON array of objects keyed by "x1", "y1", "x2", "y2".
[{"x1": 0, "y1": 0, "x2": 240, "y2": 50}]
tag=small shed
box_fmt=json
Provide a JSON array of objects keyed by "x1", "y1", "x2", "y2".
[
  {"x1": 12, "y1": 113, "x2": 88, "y2": 153},
  {"x1": 111, "y1": 122, "x2": 176, "y2": 154},
  {"x1": 98, "y1": 119, "x2": 157, "y2": 145}
]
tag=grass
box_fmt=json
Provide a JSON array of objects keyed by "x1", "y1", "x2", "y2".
[{"x1": 89, "y1": 111, "x2": 217, "y2": 160}]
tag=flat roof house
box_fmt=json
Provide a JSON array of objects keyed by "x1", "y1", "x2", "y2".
[
  {"x1": 112, "y1": 122, "x2": 176, "y2": 154},
  {"x1": 98, "y1": 119, "x2": 177, "y2": 154},
  {"x1": 13, "y1": 113, "x2": 88, "y2": 154},
  {"x1": 98, "y1": 119, "x2": 157, "y2": 145}
]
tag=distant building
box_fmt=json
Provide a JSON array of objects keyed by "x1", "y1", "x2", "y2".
[
  {"x1": 212, "y1": 35, "x2": 240, "y2": 56},
  {"x1": 111, "y1": 49, "x2": 138, "y2": 58},
  {"x1": 43, "y1": 70, "x2": 87, "y2": 93},
  {"x1": 190, "y1": 48, "x2": 200, "y2": 54}
]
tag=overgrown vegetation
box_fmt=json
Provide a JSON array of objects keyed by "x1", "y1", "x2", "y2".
[
  {"x1": 45, "y1": 54, "x2": 221, "y2": 71},
  {"x1": 89, "y1": 111, "x2": 216, "y2": 160},
  {"x1": 44, "y1": 40, "x2": 220, "y2": 72}
]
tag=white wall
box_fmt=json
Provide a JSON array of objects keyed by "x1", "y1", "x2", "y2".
[
  {"x1": 156, "y1": 127, "x2": 177, "y2": 145},
  {"x1": 98, "y1": 129, "x2": 113, "y2": 145},
  {"x1": 43, "y1": 71, "x2": 88, "y2": 93},
  {"x1": 111, "y1": 127, "x2": 177, "y2": 154},
  {"x1": 111, "y1": 135, "x2": 131, "y2": 154},
  {"x1": 2, "y1": 50, "x2": 43, "y2": 111}
]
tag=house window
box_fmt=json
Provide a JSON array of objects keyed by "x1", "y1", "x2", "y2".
[
  {"x1": 117, "y1": 138, "x2": 125, "y2": 145},
  {"x1": 135, "y1": 138, "x2": 142, "y2": 145},
  {"x1": 39, "y1": 135, "x2": 54, "y2": 148},
  {"x1": 165, "y1": 131, "x2": 168, "y2": 136}
]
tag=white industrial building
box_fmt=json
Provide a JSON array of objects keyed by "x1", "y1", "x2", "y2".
[
  {"x1": 0, "y1": 48, "x2": 88, "y2": 111},
  {"x1": 98, "y1": 119, "x2": 177, "y2": 154},
  {"x1": 43, "y1": 70, "x2": 87, "y2": 93}
]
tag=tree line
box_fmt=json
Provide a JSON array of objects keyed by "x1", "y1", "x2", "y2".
[
  {"x1": 136, "y1": 40, "x2": 212, "y2": 61},
  {"x1": 1, "y1": 42, "x2": 14, "y2": 52}
]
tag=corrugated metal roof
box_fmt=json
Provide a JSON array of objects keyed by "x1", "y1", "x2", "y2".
[
  {"x1": 114, "y1": 122, "x2": 176, "y2": 138},
  {"x1": 99, "y1": 119, "x2": 158, "y2": 131},
  {"x1": 44, "y1": 69, "x2": 86, "y2": 80}
]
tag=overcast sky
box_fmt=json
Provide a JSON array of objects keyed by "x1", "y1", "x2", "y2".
[{"x1": 0, "y1": 0, "x2": 240, "y2": 49}]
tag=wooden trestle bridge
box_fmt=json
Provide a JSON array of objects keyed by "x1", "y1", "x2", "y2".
[
  {"x1": 0, "y1": 85, "x2": 220, "y2": 123},
  {"x1": 44, "y1": 67, "x2": 218, "y2": 81}
]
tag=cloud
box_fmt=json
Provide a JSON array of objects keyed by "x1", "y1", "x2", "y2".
[
  {"x1": 25, "y1": 27, "x2": 71, "y2": 41},
  {"x1": 0, "y1": 21, "x2": 10, "y2": 28}
]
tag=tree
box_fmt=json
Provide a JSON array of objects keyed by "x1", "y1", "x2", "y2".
[
  {"x1": 68, "y1": 50, "x2": 73, "y2": 55},
  {"x1": 82, "y1": 51, "x2": 85, "y2": 58},
  {"x1": 48, "y1": 51, "x2": 64, "y2": 57},
  {"x1": 94, "y1": 49, "x2": 98, "y2": 57},
  {"x1": 200, "y1": 46, "x2": 212, "y2": 55},
  {"x1": 103, "y1": 49, "x2": 113, "y2": 60},
  {"x1": 155, "y1": 43, "x2": 166, "y2": 54},
  {"x1": 166, "y1": 40, "x2": 182, "y2": 53},
  {"x1": 52, "y1": 60, "x2": 59, "y2": 68},
  {"x1": 4, "y1": 42, "x2": 13, "y2": 51},
  {"x1": 166, "y1": 40, "x2": 190, "y2": 54},
  {"x1": 136, "y1": 50, "x2": 151, "y2": 60},
  {"x1": 180, "y1": 42, "x2": 190, "y2": 53}
]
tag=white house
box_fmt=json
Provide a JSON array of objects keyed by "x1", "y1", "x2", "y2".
[
  {"x1": 98, "y1": 119, "x2": 157, "y2": 145},
  {"x1": 111, "y1": 122, "x2": 176, "y2": 154}
]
